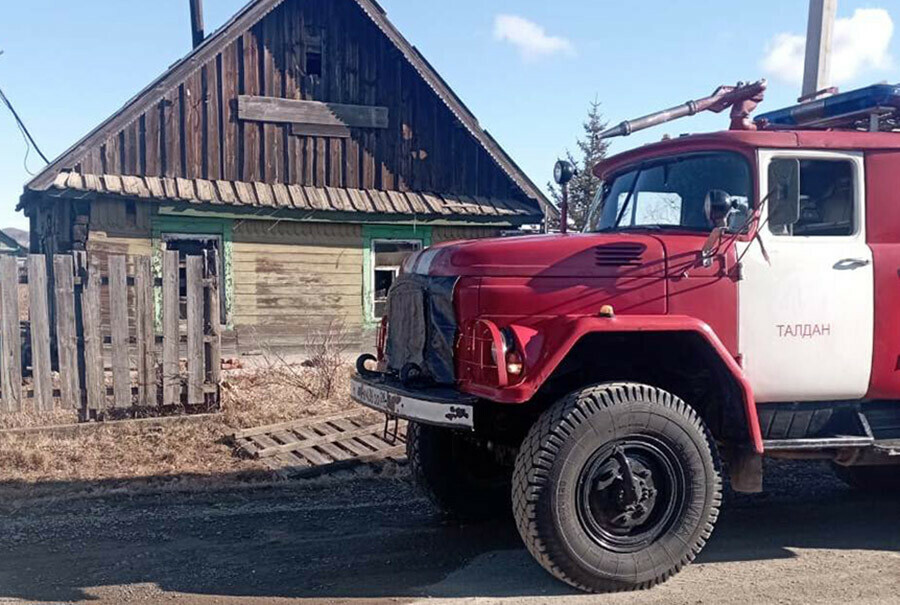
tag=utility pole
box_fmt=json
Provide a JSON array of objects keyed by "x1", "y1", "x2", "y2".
[{"x1": 801, "y1": 0, "x2": 837, "y2": 100}]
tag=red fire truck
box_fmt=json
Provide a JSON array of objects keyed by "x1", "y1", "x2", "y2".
[{"x1": 351, "y1": 80, "x2": 900, "y2": 592}]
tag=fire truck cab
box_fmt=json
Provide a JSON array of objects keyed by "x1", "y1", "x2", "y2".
[{"x1": 350, "y1": 82, "x2": 900, "y2": 593}]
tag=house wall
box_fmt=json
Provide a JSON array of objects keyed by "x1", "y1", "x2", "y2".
[
  {"x1": 433, "y1": 226, "x2": 503, "y2": 244},
  {"x1": 231, "y1": 221, "x2": 500, "y2": 352},
  {"x1": 231, "y1": 220, "x2": 364, "y2": 351},
  {"x1": 83, "y1": 198, "x2": 154, "y2": 258},
  {"x1": 78, "y1": 201, "x2": 501, "y2": 353}
]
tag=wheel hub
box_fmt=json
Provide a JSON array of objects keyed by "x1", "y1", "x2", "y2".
[
  {"x1": 577, "y1": 437, "x2": 686, "y2": 553},
  {"x1": 604, "y1": 455, "x2": 658, "y2": 528}
]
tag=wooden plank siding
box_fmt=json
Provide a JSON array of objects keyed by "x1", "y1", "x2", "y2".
[
  {"x1": 231, "y1": 220, "x2": 363, "y2": 350},
  {"x1": 432, "y1": 225, "x2": 502, "y2": 243},
  {"x1": 55, "y1": 0, "x2": 524, "y2": 203}
]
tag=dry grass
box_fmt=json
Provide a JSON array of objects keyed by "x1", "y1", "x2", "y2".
[
  {"x1": 0, "y1": 417, "x2": 243, "y2": 483},
  {"x1": 0, "y1": 363, "x2": 360, "y2": 498},
  {"x1": 0, "y1": 409, "x2": 80, "y2": 430},
  {"x1": 249, "y1": 318, "x2": 352, "y2": 402},
  {"x1": 222, "y1": 364, "x2": 356, "y2": 428}
]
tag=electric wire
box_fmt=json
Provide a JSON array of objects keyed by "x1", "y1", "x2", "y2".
[{"x1": 0, "y1": 84, "x2": 50, "y2": 175}]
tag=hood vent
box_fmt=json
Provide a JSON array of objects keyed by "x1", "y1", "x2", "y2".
[{"x1": 594, "y1": 243, "x2": 645, "y2": 267}]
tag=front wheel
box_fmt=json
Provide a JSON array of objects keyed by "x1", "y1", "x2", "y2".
[
  {"x1": 513, "y1": 382, "x2": 722, "y2": 593},
  {"x1": 407, "y1": 422, "x2": 512, "y2": 520}
]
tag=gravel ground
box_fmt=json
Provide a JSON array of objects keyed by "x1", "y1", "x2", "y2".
[{"x1": 0, "y1": 460, "x2": 898, "y2": 604}]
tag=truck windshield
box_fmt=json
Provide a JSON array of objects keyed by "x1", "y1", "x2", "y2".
[{"x1": 585, "y1": 152, "x2": 752, "y2": 233}]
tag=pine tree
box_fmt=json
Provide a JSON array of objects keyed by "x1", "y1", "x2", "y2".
[{"x1": 549, "y1": 99, "x2": 610, "y2": 230}]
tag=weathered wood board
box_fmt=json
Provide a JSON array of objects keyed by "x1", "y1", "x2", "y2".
[
  {"x1": 0, "y1": 251, "x2": 221, "y2": 418},
  {"x1": 231, "y1": 412, "x2": 407, "y2": 477}
]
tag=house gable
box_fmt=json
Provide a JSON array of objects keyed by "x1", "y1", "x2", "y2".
[{"x1": 24, "y1": 0, "x2": 551, "y2": 220}]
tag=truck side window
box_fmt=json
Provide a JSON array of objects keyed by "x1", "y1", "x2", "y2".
[{"x1": 769, "y1": 159, "x2": 854, "y2": 236}]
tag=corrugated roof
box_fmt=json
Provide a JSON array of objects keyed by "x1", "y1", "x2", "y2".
[
  {"x1": 47, "y1": 172, "x2": 542, "y2": 221},
  {"x1": 23, "y1": 0, "x2": 556, "y2": 219}
]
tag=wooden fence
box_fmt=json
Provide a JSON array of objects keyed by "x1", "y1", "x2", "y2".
[{"x1": 0, "y1": 251, "x2": 221, "y2": 418}]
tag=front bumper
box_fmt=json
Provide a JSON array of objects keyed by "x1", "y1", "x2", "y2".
[{"x1": 350, "y1": 374, "x2": 476, "y2": 430}]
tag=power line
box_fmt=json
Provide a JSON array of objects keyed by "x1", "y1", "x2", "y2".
[
  {"x1": 0, "y1": 84, "x2": 50, "y2": 173},
  {"x1": 0, "y1": 48, "x2": 49, "y2": 174}
]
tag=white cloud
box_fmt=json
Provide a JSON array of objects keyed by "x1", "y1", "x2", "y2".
[
  {"x1": 493, "y1": 14, "x2": 575, "y2": 61},
  {"x1": 761, "y1": 8, "x2": 894, "y2": 86}
]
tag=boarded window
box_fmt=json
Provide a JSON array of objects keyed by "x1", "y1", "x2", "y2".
[{"x1": 372, "y1": 239, "x2": 422, "y2": 319}]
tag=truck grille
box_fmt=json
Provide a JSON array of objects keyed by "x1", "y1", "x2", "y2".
[{"x1": 384, "y1": 274, "x2": 458, "y2": 385}]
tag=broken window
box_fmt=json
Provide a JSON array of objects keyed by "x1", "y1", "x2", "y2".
[
  {"x1": 304, "y1": 28, "x2": 324, "y2": 78},
  {"x1": 305, "y1": 50, "x2": 323, "y2": 77},
  {"x1": 371, "y1": 239, "x2": 422, "y2": 319}
]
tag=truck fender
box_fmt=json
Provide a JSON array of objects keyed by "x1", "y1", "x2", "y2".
[{"x1": 506, "y1": 315, "x2": 763, "y2": 454}]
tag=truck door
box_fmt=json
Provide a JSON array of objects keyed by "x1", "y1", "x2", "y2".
[{"x1": 738, "y1": 150, "x2": 873, "y2": 402}]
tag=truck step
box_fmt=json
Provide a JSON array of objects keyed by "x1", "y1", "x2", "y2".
[
  {"x1": 873, "y1": 439, "x2": 900, "y2": 456},
  {"x1": 763, "y1": 436, "x2": 875, "y2": 451},
  {"x1": 861, "y1": 403, "x2": 900, "y2": 439}
]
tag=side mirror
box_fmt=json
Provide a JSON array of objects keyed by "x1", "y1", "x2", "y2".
[
  {"x1": 768, "y1": 158, "x2": 801, "y2": 227},
  {"x1": 553, "y1": 160, "x2": 577, "y2": 186},
  {"x1": 705, "y1": 189, "x2": 732, "y2": 227}
]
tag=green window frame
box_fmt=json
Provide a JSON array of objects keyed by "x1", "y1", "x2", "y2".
[{"x1": 362, "y1": 225, "x2": 432, "y2": 325}]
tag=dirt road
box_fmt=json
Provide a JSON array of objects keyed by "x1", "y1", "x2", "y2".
[{"x1": 0, "y1": 461, "x2": 898, "y2": 605}]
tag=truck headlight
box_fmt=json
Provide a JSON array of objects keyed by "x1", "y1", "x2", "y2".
[{"x1": 506, "y1": 351, "x2": 524, "y2": 375}]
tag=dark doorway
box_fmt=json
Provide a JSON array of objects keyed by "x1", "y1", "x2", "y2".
[{"x1": 162, "y1": 234, "x2": 225, "y2": 323}]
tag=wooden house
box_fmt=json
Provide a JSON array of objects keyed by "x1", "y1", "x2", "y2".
[{"x1": 19, "y1": 0, "x2": 552, "y2": 352}]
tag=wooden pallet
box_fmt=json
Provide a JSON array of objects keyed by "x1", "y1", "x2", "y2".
[{"x1": 231, "y1": 411, "x2": 407, "y2": 477}]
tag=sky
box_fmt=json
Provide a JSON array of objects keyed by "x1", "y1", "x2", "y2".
[{"x1": 0, "y1": 0, "x2": 897, "y2": 230}]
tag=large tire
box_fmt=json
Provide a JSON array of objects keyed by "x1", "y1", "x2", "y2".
[
  {"x1": 513, "y1": 382, "x2": 722, "y2": 593},
  {"x1": 407, "y1": 422, "x2": 511, "y2": 520},
  {"x1": 832, "y1": 463, "x2": 900, "y2": 492}
]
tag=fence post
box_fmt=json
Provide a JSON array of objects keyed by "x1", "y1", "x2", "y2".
[
  {"x1": 28, "y1": 255, "x2": 53, "y2": 411},
  {"x1": 204, "y1": 249, "x2": 221, "y2": 406},
  {"x1": 82, "y1": 255, "x2": 104, "y2": 414},
  {"x1": 162, "y1": 250, "x2": 180, "y2": 405},
  {"x1": 186, "y1": 256, "x2": 204, "y2": 405},
  {"x1": 0, "y1": 256, "x2": 21, "y2": 412},
  {"x1": 134, "y1": 256, "x2": 157, "y2": 407},
  {"x1": 53, "y1": 255, "x2": 80, "y2": 409},
  {"x1": 108, "y1": 256, "x2": 131, "y2": 409}
]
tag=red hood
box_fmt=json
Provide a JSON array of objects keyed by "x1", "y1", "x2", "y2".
[{"x1": 415, "y1": 233, "x2": 668, "y2": 278}]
